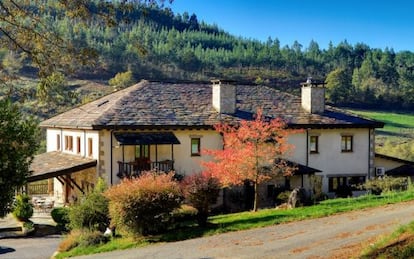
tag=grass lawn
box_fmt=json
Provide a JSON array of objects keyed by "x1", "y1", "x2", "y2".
[
  {"x1": 346, "y1": 109, "x2": 414, "y2": 135},
  {"x1": 56, "y1": 188, "x2": 414, "y2": 258},
  {"x1": 346, "y1": 109, "x2": 414, "y2": 160}
]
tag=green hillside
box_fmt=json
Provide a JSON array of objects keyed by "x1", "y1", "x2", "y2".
[
  {"x1": 2, "y1": 1, "x2": 414, "y2": 112},
  {"x1": 348, "y1": 109, "x2": 414, "y2": 161}
]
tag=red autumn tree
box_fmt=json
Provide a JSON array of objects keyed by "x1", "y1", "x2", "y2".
[{"x1": 202, "y1": 109, "x2": 298, "y2": 211}]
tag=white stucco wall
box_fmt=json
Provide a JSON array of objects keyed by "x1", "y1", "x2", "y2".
[
  {"x1": 46, "y1": 126, "x2": 374, "y2": 197},
  {"x1": 288, "y1": 128, "x2": 372, "y2": 194},
  {"x1": 46, "y1": 128, "x2": 100, "y2": 203},
  {"x1": 374, "y1": 156, "x2": 405, "y2": 172},
  {"x1": 105, "y1": 129, "x2": 222, "y2": 185},
  {"x1": 45, "y1": 128, "x2": 99, "y2": 159}
]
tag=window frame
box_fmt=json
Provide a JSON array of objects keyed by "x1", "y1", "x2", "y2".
[
  {"x1": 309, "y1": 135, "x2": 319, "y2": 154},
  {"x1": 191, "y1": 138, "x2": 201, "y2": 156},
  {"x1": 56, "y1": 134, "x2": 61, "y2": 151},
  {"x1": 77, "y1": 136, "x2": 81, "y2": 154},
  {"x1": 341, "y1": 135, "x2": 353, "y2": 152},
  {"x1": 65, "y1": 135, "x2": 73, "y2": 151},
  {"x1": 88, "y1": 138, "x2": 93, "y2": 157},
  {"x1": 135, "y1": 145, "x2": 150, "y2": 159}
]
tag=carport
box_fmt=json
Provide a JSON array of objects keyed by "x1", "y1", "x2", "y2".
[{"x1": 28, "y1": 151, "x2": 97, "y2": 203}]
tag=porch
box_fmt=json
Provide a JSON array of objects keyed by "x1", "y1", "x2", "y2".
[{"x1": 114, "y1": 131, "x2": 180, "y2": 179}]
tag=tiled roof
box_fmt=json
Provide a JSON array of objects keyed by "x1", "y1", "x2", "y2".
[
  {"x1": 28, "y1": 151, "x2": 97, "y2": 182},
  {"x1": 40, "y1": 80, "x2": 384, "y2": 129}
]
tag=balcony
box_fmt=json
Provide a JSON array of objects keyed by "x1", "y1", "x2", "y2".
[{"x1": 117, "y1": 160, "x2": 174, "y2": 178}]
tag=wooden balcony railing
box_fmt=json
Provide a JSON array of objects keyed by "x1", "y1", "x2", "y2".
[{"x1": 117, "y1": 160, "x2": 174, "y2": 178}]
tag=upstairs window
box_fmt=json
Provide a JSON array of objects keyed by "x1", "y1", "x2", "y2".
[
  {"x1": 88, "y1": 138, "x2": 93, "y2": 157},
  {"x1": 65, "y1": 135, "x2": 73, "y2": 151},
  {"x1": 341, "y1": 135, "x2": 353, "y2": 152},
  {"x1": 56, "y1": 134, "x2": 61, "y2": 151},
  {"x1": 309, "y1": 136, "x2": 319, "y2": 153},
  {"x1": 191, "y1": 138, "x2": 201, "y2": 156},
  {"x1": 77, "y1": 136, "x2": 81, "y2": 154}
]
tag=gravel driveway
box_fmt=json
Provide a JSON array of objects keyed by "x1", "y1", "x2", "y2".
[{"x1": 74, "y1": 200, "x2": 414, "y2": 259}]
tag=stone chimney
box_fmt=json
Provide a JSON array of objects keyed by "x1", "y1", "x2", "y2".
[
  {"x1": 212, "y1": 79, "x2": 236, "y2": 114},
  {"x1": 301, "y1": 77, "x2": 326, "y2": 114}
]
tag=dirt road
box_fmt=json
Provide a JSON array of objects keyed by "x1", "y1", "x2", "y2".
[{"x1": 75, "y1": 200, "x2": 414, "y2": 259}]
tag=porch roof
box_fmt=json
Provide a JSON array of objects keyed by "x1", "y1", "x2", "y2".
[
  {"x1": 28, "y1": 151, "x2": 97, "y2": 182},
  {"x1": 284, "y1": 160, "x2": 322, "y2": 175},
  {"x1": 114, "y1": 132, "x2": 181, "y2": 145},
  {"x1": 386, "y1": 165, "x2": 414, "y2": 176}
]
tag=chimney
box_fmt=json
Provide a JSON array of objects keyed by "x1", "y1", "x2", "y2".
[
  {"x1": 301, "y1": 77, "x2": 326, "y2": 114},
  {"x1": 212, "y1": 79, "x2": 236, "y2": 114}
]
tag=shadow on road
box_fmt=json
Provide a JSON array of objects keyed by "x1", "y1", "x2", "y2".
[{"x1": 0, "y1": 246, "x2": 16, "y2": 255}]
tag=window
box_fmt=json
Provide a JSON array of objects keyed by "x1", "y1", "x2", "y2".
[
  {"x1": 77, "y1": 137, "x2": 81, "y2": 154},
  {"x1": 135, "y1": 145, "x2": 149, "y2": 159},
  {"x1": 56, "y1": 134, "x2": 61, "y2": 151},
  {"x1": 328, "y1": 176, "x2": 365, "y2": 192},
  {"x1": 65, "y1": 135, "x2": 73, "y2": 151},
  {"x1": 309, "y1": 136, "x2": 319, "y2": 153},
  {"x1": 341, "y1": 135, "x2": 353, "y2": 152},
  {"x1": 88, "y1": 138, "x2": 93, "y2": 157},
  {"x1": 191, "y1": 138, "x2": 201, "y2": 156}
]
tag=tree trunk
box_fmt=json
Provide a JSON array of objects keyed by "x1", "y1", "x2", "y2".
[{"x1": 253, "y1": 180, "x2": 259, "y2": 212}]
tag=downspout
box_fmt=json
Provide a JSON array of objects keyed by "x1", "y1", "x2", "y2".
[
  {"x1": 83, "y1": 130, "x2": 86, "y2": 158},
  {"x1": 60, "y1": 128, "x2": 63, "y2": 151},
  {"x1": 368, "y1": 129, "x2": 371, "y2": 179},
  {"x1": 306, "y1": 129, "x2": 309, "y2": 166},
  {"x1": 110, "y1": 130, "x2": 113, "y2": 185},
  {"x1": 303, "y1": 129, "x2": 309, "y2": 187},
  {"x1": 171, "y1": 144, "x2": 174, "y2": 170}
]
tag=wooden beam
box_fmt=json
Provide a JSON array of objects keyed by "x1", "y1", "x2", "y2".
[{"x1": 68, "y1": 177, "x2": 85, "y2": 195}]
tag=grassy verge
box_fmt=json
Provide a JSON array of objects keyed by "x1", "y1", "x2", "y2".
[
  {"x1": 56, "y1": 188, "x2": 414, "y2": 258},
  {"x1": 361, "y1": 221, "x2": 414, "y2": 258}
]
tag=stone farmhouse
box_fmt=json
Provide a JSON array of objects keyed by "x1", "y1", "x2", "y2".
[{"x1": 29, "y1": 79, "x2": 392, "y2": 207}]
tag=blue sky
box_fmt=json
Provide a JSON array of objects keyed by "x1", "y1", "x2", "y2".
[{"x1": 166, "y1": 0, "x2": 414, "y2": 52}]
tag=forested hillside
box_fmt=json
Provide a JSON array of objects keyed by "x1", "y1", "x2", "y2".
[{"x1": 2, "y1": 1, "x2": 414, "y2": 112}]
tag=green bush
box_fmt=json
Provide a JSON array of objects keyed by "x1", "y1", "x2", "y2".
[
  {"x1": 69, "y1": 178, "x2": 109, "y2": 232},
  {"x1": 12, "y1": 194, "x2": 33, "y2": 222},
  {"x1": 362, "y1": 176, "x2": 409, "y2": 195},
  {"x1": 58, "y1": 229, "x2": 109, "y2": 252},
  {"x1": 105, "y1": 172, "x2": 183, "y2": 236},
  {"x1": 108, "y1": 70, "x2": 135, "y2": 89},
  {"x1": 182, "y1": 172, "x2": 221, "y2": 226},
  {"x1": 77, "y1": 230, "x2": 109, "y2": 247},
  {"x1": 276, "y1": 191, "x2": 291, "y2": 204},
  {"x1": 51, "y1": 207, "x2": 70, "y2": 231}
]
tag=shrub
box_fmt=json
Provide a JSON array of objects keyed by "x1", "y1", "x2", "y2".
[
  {"x1": 182, "y1": 172, "x2": 221, "y2": 226},
  {"x1": 276, "y1": 191, "x2": 291, "y2": 204},
  {"x1": 57, "y1": 229, "x2": 109, "y2": 252},
  {"x1": 12, "y1": 194, "x2": 33, "y2": 222},
  {"x1": 58, "y1": 230, "x2": 81, "y2": 252},
  {"x1": 171, "y1": 205, "x2": 198, "y2": 223},
  {"x1": 105, "y1": 172, "x2": 183, "y2": 236},
  {"x1": 108, "y1": 70, "x2": 135, "y2": 89},
  {"x1": 362, "y1": 176, "x2": 409, "y2": 195},
  {"x1": 51, "y1": 207, "x2": 70, "y2": 231},
  {"x1": 68, "y1": 178, "x2": 109, "y2": 232},
  {"x1": 77, "y1": 230, "x2": 109, "y2": 247},
  {"x1": 335, "y1": 184, "x2": 353, "y2": 198}
]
